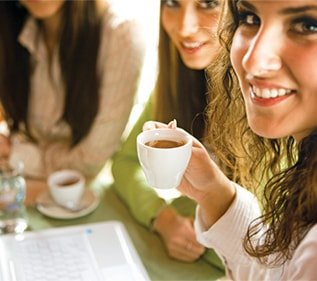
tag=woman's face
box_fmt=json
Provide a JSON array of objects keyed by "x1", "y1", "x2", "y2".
[
  {"x1": 161, "y1": 0, "x2": 222, "y2": 70},
  {"x1": 231, "y1": 0, "x2": 317, "y2": 141},
  {"x1": 19, "y1": 0, "x2": 65, "y2": 19}
]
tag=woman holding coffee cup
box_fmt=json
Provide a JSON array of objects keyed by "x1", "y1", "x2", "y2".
[
  {"x1": 145, "y1": 0, "x2": 317, "y2": 279},
  {"x1": 112, "y1": 0, "x2": 225, "y2": 270},
  {"x1": 0, "y1": 0, "x2": 146, "y2": 188}
]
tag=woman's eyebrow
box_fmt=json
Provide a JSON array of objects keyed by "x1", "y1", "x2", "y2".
[
  {"x1": 236, "y1": 1, "x2": 317, "y2": 15},
  {"x1": 280, "y1": 5, "x2": 317, "y2": 15},
  {"x1": 236, "y1": 0, "x2": 257, "y2": 12}
]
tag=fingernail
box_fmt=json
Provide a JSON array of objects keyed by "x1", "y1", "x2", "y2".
[
  {"x1": 172, "y1": 119, "x2": 177, "y2": 128},
  {"x1": 168, "y1": 119, "x2": 177, "y2": 128}
]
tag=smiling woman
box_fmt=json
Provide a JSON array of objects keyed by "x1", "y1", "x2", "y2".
[
  {"x1": 112, "y1": 0, "x2": 226, "y2": 272},
  {"x1": 230, "y1": 0, "x2": 317, "y2": 141},
  {"x1": 161, "y1": 0, "x2": 221, "y2": 69},
  {"x1": 168, "y1": 0, "x2": 317, "y2": 280}
]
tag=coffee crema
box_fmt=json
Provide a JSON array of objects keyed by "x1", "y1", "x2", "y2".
[{"x1": 145, "y1": 139, "x2": 186, "y2": 149}]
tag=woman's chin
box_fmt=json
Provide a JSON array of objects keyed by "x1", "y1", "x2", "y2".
[{"x1": 249, "y1": 124, "x2": 285, "y2": 140}]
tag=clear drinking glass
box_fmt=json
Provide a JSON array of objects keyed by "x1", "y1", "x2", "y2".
[{"x1": 0, "y1": 159, "x2": 28, "y2": 234}]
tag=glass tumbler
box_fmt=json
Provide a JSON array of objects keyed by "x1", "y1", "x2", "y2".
[{"x1": 0, "y1": 159, "x2": 28, "y2": 234}]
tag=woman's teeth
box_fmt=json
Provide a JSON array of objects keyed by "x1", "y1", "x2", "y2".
[
  {"x1": 252, "y1": 86, "x2": 293, "y2": 99},
  {"x1": 182, "y1": 41, "x2": 202, "y2": 49}
]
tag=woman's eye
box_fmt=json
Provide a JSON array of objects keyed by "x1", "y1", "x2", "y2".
[
  {"x1": 162, "y1": 0, "x2": 219, "y2": 9},
  {"x1": 292, "y1": 17, "x2": 317, "y2": 35},
  {"x1": 162, "y1": 0, "x2": 179, "y2": 8},
  {"x1": 198, "y1": 0, "x2": 220, "y2": 9},
  {"x1": 237, "y1": 10, "x2": 260, "y2": 26}
]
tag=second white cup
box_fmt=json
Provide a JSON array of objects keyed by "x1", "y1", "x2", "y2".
[
  {"x1": 137, "y1": 128, "x2": 192, "y2": 189},
  {"x1": 47, "y1": 169, "x2": 85, "y2": 209}
]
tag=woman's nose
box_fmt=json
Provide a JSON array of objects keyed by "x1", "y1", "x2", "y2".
[
  {"x1": 242, "y1": 27, "x2": 282, "y2": 77},
  {"x1": 178, "y1": 7, "x2": 199, "y2": 37}
]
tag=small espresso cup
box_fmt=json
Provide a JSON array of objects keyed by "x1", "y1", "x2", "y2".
[
  {"x1": 137, "y1": 128, "x2": 192, "y2": 189},
  {"x1": 47, "y1": 169, "x2": 85, "y2": 209}
]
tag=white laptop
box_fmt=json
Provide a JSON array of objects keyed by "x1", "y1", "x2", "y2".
[{"x1": 0, "y1": 221, "x2": 150, "y2": 281}]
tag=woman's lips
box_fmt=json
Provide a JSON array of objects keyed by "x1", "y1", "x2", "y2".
[{"x1": 180, "y1": 41, "x2": 206, "y2": 54}]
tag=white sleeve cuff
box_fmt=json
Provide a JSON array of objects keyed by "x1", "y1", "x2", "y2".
[{"x1": 195, "y1": 182, "x2": 261, "y2": 264}]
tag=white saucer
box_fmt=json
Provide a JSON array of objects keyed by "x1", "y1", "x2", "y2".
[{"x1": 36, "y1": 189, "x2": 100, "y2": 220}]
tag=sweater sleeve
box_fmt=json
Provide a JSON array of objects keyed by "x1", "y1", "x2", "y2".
[
  {"x1": 282, "y1": 224, "x2": 317, "y2": 280},
  {"x1": 111, "y1": 99, "x2": 168, "y2": 227},
  {"x1": 195, "y1": 184, "x2": 317, "y2": 281},
  {"x1": 195, "y1": 183, "x2": 273, "y2": 281}
]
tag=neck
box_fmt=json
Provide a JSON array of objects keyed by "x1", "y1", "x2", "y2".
[{"x1": 41, "y1": 8, "x2": 63, "y2": 58}]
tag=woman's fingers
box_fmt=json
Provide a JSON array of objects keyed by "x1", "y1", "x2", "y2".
[
  {"x1": 142, "y1": 121, "x2": 168, "y2": 131},
  {"x1": 143, "y1": 119, "x2": 178, "y2": 131},
  {"x1": 157, "y1": 212, "x2": 206, "y2": 262},
  {"x1": 167, "y1": 119, "x2": 177, "y2": 129},
  {"x1": 166, "y1": 239, "x2": 205, "y2": 262}
]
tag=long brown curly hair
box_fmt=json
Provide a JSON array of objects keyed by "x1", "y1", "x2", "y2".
[
  {"x1": 206, "y1": 0, "x2": 317, "y2": 265},
  {"x1": 0, "y1": 0, "x2": 104, "y2": 146}
]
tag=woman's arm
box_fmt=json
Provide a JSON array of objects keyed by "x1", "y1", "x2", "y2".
[{"x1": 112, "y1": 99, "x2": 168, "y2": 227}]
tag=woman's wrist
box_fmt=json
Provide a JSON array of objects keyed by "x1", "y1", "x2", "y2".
[
  {"x1": 152, "y1": 206, "x2": 177, "y2": 235},
  {"x1": 199, "y1": 180, "x2": 236, "y2": 229}
]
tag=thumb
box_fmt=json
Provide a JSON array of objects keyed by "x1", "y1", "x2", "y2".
[{"x1": 167, "y1": 119, "x2": 177, "y2": 129}]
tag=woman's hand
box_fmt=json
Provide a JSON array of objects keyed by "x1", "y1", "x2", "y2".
[
  {"x1": 152, "y1": 207, "x2": 205, "y2": 262},
  {"x1": 142, "y1": 119, "x2": 177, "y2": 131},
  {"x1": 142, "y1": 120, "x2": 236, "y2": 228},
  {"x1": 178, "y1": 137, "x2": 236, "y2": 228},
  {"x1": 0, "y1": 134, "x2": 11, "y2": 158}
]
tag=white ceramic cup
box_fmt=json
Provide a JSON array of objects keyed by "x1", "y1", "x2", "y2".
[
  {"x1": 47, "y1": 169, "x2": 85, "y2": 209},
  {"x1": 137, "y1": 128, "x2": 192, "y2": 189}
]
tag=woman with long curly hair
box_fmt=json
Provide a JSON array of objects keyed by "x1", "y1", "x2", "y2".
[
  {"x1": 0, "y1": 0, "x2": 146, "y2": 187},
  {"x1": 144, "y1": 0, "x2": 317, "y2": 279}
]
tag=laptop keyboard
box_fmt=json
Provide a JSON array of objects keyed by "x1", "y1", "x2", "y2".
[{"x1": 13, "y1": 233, "x2": 101, "y2": 281}]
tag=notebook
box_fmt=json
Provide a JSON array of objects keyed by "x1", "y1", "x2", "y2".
[{"x1": 0, "y1": 221, "x2": 151, "y2": 281}]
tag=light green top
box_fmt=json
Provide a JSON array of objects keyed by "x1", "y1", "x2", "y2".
[
  {"x1": 112, "y1": 98, "x2": 167, "y2": 227},
  {"x1": 111, "y1": 98, "x2": 225, "y2": 272}
]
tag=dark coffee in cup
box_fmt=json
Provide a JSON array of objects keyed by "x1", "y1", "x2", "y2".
[
  {"x1": 57, "y1": 177, "x2": 79, "y2": 187},
  {"x1": 145, "y1": 139, "x2": 186, "y2": 149}
]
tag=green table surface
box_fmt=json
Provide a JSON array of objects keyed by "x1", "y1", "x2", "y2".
[{"x1": 26, "y1": 183, "x2": 225, "y2": 281}]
